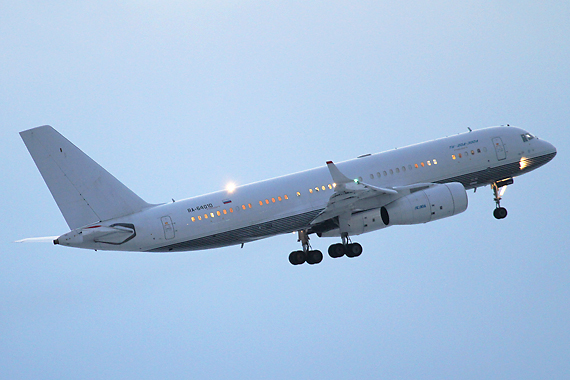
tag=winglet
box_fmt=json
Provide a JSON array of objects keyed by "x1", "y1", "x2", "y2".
[{"x1": 326, "y1": 161, "x2": 353, "y2": 185}]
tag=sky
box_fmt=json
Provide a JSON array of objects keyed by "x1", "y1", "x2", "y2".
[{"x1": 1, "y1": 1, "x2": 569, "y2": 379}]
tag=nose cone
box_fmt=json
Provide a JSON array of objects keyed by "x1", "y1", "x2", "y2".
[{"x1": 539, "y1": 138, "x2": 557, "y2": 164}]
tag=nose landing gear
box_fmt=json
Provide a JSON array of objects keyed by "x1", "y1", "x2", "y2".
[{"x1": 491, "y1": 180, "x2": 512, "y2": 219}]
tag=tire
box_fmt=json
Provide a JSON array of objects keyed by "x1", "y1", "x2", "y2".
[
  {"x1": 307, "y1": 250, "x2": 323, "y2": 265},
  {"x1": 328, "y1": 243, "x2": 345, "y2": 258},
  {"x1": 346, "y1": 243, "x2": 363, "y2": 258},
  {"x1": 289, "y1": 250, "x2": 306, "y2": 265},
  {"x1": 493, "y1": 207, "x2": 508, "y2": 219}
]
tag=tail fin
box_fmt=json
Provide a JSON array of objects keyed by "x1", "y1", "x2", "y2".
[{"x1": 20, "y1": 125, "x2": 152, "y2": 230}]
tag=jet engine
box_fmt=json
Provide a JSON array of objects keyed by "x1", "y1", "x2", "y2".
[{"x1": 381, "y1": 182, "x2": 467, "y2": 226}]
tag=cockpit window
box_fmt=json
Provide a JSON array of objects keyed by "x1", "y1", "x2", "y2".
[{"x1": 521, "y1": 133, "x2": 534, "y2": 142}]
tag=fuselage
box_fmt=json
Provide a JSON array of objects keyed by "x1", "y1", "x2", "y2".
[{"x1": 55, "y1": 126, "x2": 556, "y2": 252}]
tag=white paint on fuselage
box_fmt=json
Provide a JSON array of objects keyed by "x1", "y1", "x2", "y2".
[{"x1": 58, "y1": 126, "x2": 556, "y2": 252}]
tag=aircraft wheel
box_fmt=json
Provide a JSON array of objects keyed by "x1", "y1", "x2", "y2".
[
  {"x1": 346, "y1": 243, "x2": 363, "y2": 258},
  {"x1": 289, "y1": 250, "x2": 306, "y2": 265},
  {"x1": 493, "y1": 207, "x2": 508, "y2": 219},
  {"x1": 328, "y1": 243, "x2": 345, "y2": 258},
  {"x1": 307, "y1": 250, "x2": 323, "y2": 265}
]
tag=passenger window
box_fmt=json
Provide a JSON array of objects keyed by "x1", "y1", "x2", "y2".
[
  {"x1": 370, "y1": 174, "x2": 374, "y2": 179},
  {"x1": 309, "y1": 189, "x2": 313, "y2": 194},
  {"x1": 278, "y1": 196, "x2": 282, "y2": 201},
  {"x1": 433, "y1": 159, "x2": 438, "y2": 164},
  {"x1": 242, "y1": 205, "x2": 246, "y2": 210},
  {"x1": 383, "y1": 171, "x2": 387, "y2": 176},
  {"x1": 421, "y1": 162, "x2": 425, "y2": 167},
  {"x1": 402, "y1": 166, "x2": 406, "y2": 172},
  {"x1": 458, "y1": 153, "x2": 462, "y2": 158},
  {"x1": 204, "y1": 214, "x2": 208, "y2": 219},
  {"x1": 395, "y1": 168, "x2": 400, "y2": 173},
  {"x1": 217, "y1": 211, "x2": 221, "y2": 216},
  {"x1": 272, "y1": 198, "x2": 276, "y2": 203},
  {"x1": 315, "y1": 187, "x2": 319, "y2": 192},
  {"x1": 230, "y1": 208, "x2": 234, "y2": 213},
  {"x1": 223, "y1": 209, "x2": 227, "y2": 215},
  {"x1": 328, "y1": 184, "x2": 333, "y2": 189},
  {"x1": 285, "y1": 195, "x2": 289, "y2": 199},
  {"x1": 198, "y1": 215, "x2": 202, "y2": 220},
  {"x1": 259, "y1": 200, "x2": 263, "y2": 206},
  {"x1": 248, "y1": 203, "x2": 252, "y2": 208},
  {"x1": 452, "y1": 155, "x2": 456, "y2": 160},
  {"x1": 477, "y1": 149, "x2": 481, "y2": 153},
  {"x1": 211, "y1": 212, "x2": 215, "y2": 217},
  {"x1": 471, "y1": 150, "x2": 475, "y2": 155},
  {"x1": 265, "y1": 199, "x2": 270, "y2": 204},
  {"x1": 296, "y1": 192, "x2": 301, "y2": 197},
  {"x1": 389, "y1": 169, "x2": 393, "y2": 175},
  {"x1": 191, "y1": 217, "x2": 196, "y2": 222},
  {"x1": 377, "y1": 172, "x2": 381, "y2": 178}
]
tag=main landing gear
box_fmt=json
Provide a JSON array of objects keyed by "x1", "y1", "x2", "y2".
[
  {"x1": 328, "y1": 233, "x2": 362, "y2": 259},
  {"x1": 289, "y1": 230, "x2": 363, "y2": 265},
  {"x1": 289, "y1": 230, "x2": 323, "y2": 265},
  {"x1": 491, "y1": 180, "x2": 512, "y2": 219}
]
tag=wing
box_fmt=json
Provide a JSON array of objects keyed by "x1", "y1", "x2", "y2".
[{"x1": 311, "y1": 161, "x2": 435, "y2": 225}]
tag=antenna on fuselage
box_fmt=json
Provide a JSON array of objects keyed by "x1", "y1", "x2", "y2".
[{"x1": 467, "y1": 127, "x2": 472, "y2": 132}]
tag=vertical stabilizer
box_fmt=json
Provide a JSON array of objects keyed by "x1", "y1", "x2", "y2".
[{"x1": 20, "y1": 125, "x2": 152, "y2": 229}]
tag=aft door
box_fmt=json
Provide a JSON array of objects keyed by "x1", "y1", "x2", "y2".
[
  {"x1": 161, "y1": 216, "x2": 175, "y2": 240},
  {"x1": 492, "y1": 137, "x2": 506, "y2": 161}
]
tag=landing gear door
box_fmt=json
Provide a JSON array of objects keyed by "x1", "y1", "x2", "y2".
[
  {"x1": 161, "y1": 216, "x2": 175, "y2": 240},
  {"x1": 492, "y1": 137, "x2": 506, "y2": 161}
]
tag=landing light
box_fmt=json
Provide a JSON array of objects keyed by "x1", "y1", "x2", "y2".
[{"x1": 520, "y1": 157, "x2": 529, "y2": 170}]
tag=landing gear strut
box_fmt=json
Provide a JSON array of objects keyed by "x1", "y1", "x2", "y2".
[
  {"x1": 491, "y1": 181, "x2": 508, "y2": 219},
  {"x1": 289, "y1": 230, "x2": 323, "y2": 265}
]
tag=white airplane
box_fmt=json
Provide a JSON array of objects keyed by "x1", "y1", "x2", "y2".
[{"x1": 19, "y1": 125, "x2": 556, "y2": 265}]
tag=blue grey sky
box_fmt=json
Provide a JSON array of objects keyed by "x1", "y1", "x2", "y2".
[{"x1": 1, "y1": 1, "x2": 569, "y2": 379}]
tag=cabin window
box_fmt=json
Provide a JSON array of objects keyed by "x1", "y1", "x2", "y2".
[
  {"x1": 285, "y1": 195, "x2": 289, "y2": 199},
  {"x1": 309, "y1": 189, "x2": 313, "y2": 194},
  {"x1": 296, "y1": 192, "x2": 301, "y2": 197},
  {"x1": 471, "y1": 150, "x2": 475, "y2": 155},
  {"x1": 389, "y1": 169, "x2": 393, "y2": 175},
  {"x1": 278, "y1": 196, "x2": 282, "y2": 201},
  {"x1": 265, "y1": 199, "x2": 270, "y2": 204},
  {"x1": 458, "y1": 153, "x2": 462, "y2": 158},
  {"x1": 191, "y1": 217, "x2": 196, "y2": 222},
  {"x1": 198, "y1": 215, "x2": 202, "y2": 220},
  {"x1": 211, "y1": 212, "x2": 215, "y2": 218},
  {"x1": 395, "y1": 168, "x2": 400, "y2": 173},
  {"x1": 383, "y1": 171, "x2": 387, "y2": 176},
  {"x1": 402, "y1": 166, "x2": 406, "y2": 172},
  {"x1": 427, "y1": 160, "x2": 431, "y2": 166},
  {"x1": 452, "y1": 155, "x2": 456, "y2": 160},
  {"x1": 477, "y1": 149, "x2": 481, "y2": 153},
  {"x1": 230, "y1": 208, "x2": 234, "y2": 213},
  {"x1": 223, "y1": 209, "x2": 227, "y2": 215},
  {"x1": 204, "y1": 214, "x2": 208, "y2": 219},
  {"x1": 415, "y1": 163, "x2": 419, "y2": 168},
  {"x1": 241, "y1": 205, "x2": 246, "y2": 210},
  {"x1": 328, "y1": 184, "x2": 333, "y2": 189},
  {"x1": 370, "y1": 174, "x2": 374, "y2": 179},
  {"x1": 217, "y1": 211, "x2": 221, "y2": 216},
  {"x1": 248, "y1": 203, "x2": 252, "y2": 208},
  {"x1": 272, "y1": 198, "x2": 276, "y2": 203},
  {"x1": 433, "y1": 159, "x2": 438, "y2": 164}
]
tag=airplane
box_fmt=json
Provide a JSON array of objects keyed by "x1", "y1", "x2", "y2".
[{"x1": 19, "y1": 125, "x2": 556, "y2": 265}]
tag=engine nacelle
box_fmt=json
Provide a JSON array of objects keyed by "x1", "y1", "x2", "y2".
[{"x1": 380, "y1": 182, "x2": 468, "y2": 226}]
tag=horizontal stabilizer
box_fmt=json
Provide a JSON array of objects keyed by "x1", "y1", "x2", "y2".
[
  {"x1": 20, "y1": 126, "x2": 153, "y2": 229},
  {"x1": 15, "y1": 236, "x2": 59, "y2": 243}
]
